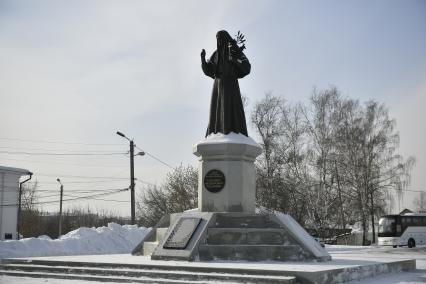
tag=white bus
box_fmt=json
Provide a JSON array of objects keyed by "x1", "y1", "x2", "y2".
[{"x1": 378, "y1": 213, "x2": 426, "y2": 248}]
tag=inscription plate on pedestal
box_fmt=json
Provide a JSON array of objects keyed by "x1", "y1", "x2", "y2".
[
  {"x1": 163, "y1": 217, "x2": 201, "y2": 249},
  {"x1": 204, "y1": 169, "x2": 225, "y2": 193}
]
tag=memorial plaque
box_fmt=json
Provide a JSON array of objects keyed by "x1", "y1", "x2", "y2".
[
  {"x1": 163, "y1": 217, "x2": 202, "y2": 249},
  {"x1": 204, "y1": 169, "x2": 225, "y2": 193}
]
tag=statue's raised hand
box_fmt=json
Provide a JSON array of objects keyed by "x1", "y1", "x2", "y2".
[{"x1": 201, "y1": 49, "x2": 206, "y2": 61}]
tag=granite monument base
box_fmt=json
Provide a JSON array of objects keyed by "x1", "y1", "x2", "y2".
[
  {"x1": 132, "y1": 133, "x2": 331, "y2": 262},
  {"x1": 132, "y1": 210, "x2": 331, "y2": 262},
  {"x1": 192, "y1": 133, "x2": 262, "y2": 213}
]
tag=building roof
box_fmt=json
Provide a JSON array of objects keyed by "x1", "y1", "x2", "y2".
[
  {"x1": 399, "y1": 208, "x2": 414, "y2": 215},
  {"x1": 0, "y1": 165, "x2": 31, "y2": 176}
]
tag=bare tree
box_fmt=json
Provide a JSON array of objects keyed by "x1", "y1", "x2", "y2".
[
  {"x1": 279, "y1": 102, "x2": 312, "y2": 225},
  {"x1": 251, "y1": 93, "x2": 312, "y2": 225},
  {"x1": 21, "y1": 181, "x2": 38, "y2": 211},
  {"x1": 251, "y1": 94, "x2": 286, "y2": 212},
  {"x1": 251, "y1": 87, "x2": 414, "y2": 245},
  {"x1": 302, "y1": 87, "x2": 344, "y2": 235},
  {"x1": 19, "y1": 181, "x2": 42, "y2": 237},
  {"x1": 136, "y1": 164, "x2": 198, "y2": 227},
  {"x1": 413, "y1": 192, "x2": 426, "y2": 212},
  {"x1": 357, "y1": 101, "x2": 414, "y2": 243},
  {"x1": 136, "y1": 185, "x2": 169, "y2": 227}
]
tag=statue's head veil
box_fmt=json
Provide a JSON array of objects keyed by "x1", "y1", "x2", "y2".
[
  {"x1": 216, "y1": 30, "x2": 233, "y2": 47},
  {"x1": 216, "y1": 30, "x2": 234, "y2": 68}
]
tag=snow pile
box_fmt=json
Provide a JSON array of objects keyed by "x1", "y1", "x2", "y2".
[
  {"x1": 0, "y1": 223, "x2": 151, "y2": 259},
  {"x1": 197, "y1": 132, "x2": 260, "y2": 147},
  {"x1": 274, "y1": 212, "x2": 331, "y2": 260}
]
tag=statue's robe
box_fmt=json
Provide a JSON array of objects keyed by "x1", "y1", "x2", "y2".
[{"x1": 202, "y1": 48, "x2": 251, "y2": 137}]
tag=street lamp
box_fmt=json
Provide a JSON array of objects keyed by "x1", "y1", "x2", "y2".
[
  {"x1": 116, "y1": 131, "x2": 144, "y2": 225},
  {"x1": 56, "y1": 178, "x2": 63, "y2": 238},
  {"x1": 116, "y1": 131, "x2": 128, "y2": 140}
]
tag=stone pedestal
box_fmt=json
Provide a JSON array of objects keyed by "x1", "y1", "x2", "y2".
[
  {"x1": 132, "y1": 133, "x2": 331, "y2": 263},
  {"x1": 192, "y1": 133, "x2": 262, "y2": 213}
]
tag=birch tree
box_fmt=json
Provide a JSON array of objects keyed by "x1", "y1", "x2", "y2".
[
  {"x1": 413, "y1": 192, "x2": 426, "y2": 212},
  {"x1": 251, "y1": 88, "x2": 414, "y2": 245}
]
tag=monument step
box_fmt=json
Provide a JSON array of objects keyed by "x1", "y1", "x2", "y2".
[
  {"x1": 206, "y1": 228, "x2": 297, "y2": 245},
  {"x1": 133, "y1": 227, "x2": 168, "y2": 256},
  {"x1": 2, "y1": 258, "x2": 299, "y2": 277},
  {"x1": 198, "y1": 244, "x2": 306, "y2": 261},
  {"x1": 156, "y1": 227, "x2": 169, "y2": 242},
  {"x1": 143, "y1": 241, "x2": 158, "y2": 255},
  {"x1": 0, "y1": 270, "x2": 204, "y2": 283},
  {"x1": 212, "y1": 213, "x2": 281, "y2": 228},
  {"x1": 0, "y1": 264, "x2": 296, "y2": 284}
]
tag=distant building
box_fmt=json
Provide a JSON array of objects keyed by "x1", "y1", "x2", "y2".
[
  {"x1": 399, "y1": 208, "x2": 414, "y2": 215},
  {"x1": 0, "y1": 166, "x2": 32, "y2": 240}
]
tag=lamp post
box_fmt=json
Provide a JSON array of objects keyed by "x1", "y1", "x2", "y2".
[
  {"x1": 116, "y1": 131, "x2": 145, "y2": 225},
  {"x1": 56, "y1": 178, "x2": 63, "y2": 238}
]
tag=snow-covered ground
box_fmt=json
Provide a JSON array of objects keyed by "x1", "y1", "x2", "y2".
[
  {"x1": 330, "y1": 245, "x2": 426, "y2": 283},
  {"x1": 1, "y1": 230, "x2": 426, "y2": 283},
  {"x1": 2, "y1": 247, "x2": 426, "y2": 283},
  {"x1": 0, "y1": 223, "x2": 151, "y2": 258}
]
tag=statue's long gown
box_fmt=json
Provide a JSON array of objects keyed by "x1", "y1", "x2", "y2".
[{"x1": 202, "y1": 48, "x2": 251, "y2": 137}]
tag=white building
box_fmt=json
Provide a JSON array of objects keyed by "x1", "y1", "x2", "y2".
[{"x1": 0, "y1": 166, "x2": 32, "y2": 240}]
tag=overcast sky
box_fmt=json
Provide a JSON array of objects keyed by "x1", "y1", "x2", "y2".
[{"x1": 1, "y1": 0, "x2": 425, "y2": 216}]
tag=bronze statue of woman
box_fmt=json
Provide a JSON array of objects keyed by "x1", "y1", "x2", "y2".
[{"x1": 201, "y1": 30, "x2": 251, "y2": 137}]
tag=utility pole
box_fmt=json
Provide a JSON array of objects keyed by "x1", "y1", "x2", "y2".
[
  {"x1": 129, "y1": 140, "x2": 135, "y2": 225},
  {"x1": 57, "y1": 178, "x2": 63, "y2": 238},
  {"x1": 117, "y1": 131, "x2": 144, "y2": 225}
]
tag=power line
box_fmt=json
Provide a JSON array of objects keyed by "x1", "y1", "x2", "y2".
[
  {"x1": 13, "y1": 180, "x2": 426, "y2": 194},
  {"x1": 56, "y1": 189, "x2": 128, "y2": 203},
  {"x1": 36, "y1": 173, "x2": 128, "y2": 180},
  {"x1": 1, "y1": 135, "x2": 173, "y2": 160},
  {"x1": 0, "y1": 150, "x2": 127, "y2": 156},
  {"x1": 0, "y1": 136, "x2": 174, "y2": 170},
  {"x1": 1, "y1": 188, "x2": 128, "y2": 207},
  {"x1": 65, "y1": 193, "x2": 124, "y2": 198},
  {"x1": 38, "y1": 187, "x2": 127, "y2": 195},
  {"x1": 63, "y1": 189, "x2": 127, "y2": 196},
  {"x1": 26, "y1": 169, "x2": 132, "y2": 192},
  {"x1": 27, "y1": 180, "x2": 123, "y2": 185},
  {"x1": 135, "y1": 179, "x2": 156, "y2": 187},
  {"x1": 64, "y1": 193, "x2": 105, "y2": 198},
  {"x1": 135, "y1": 145, "x2": 174, "y2": 169},
  {"x1": 0, "y1": 137, "x2": 122, "y2": 146},
  {"x1": 34, "y1": 193, "x2": 61, "y2": 199},
  {"x1": 0, "y1": 146, "x2": 123, "y2": 153},
  {"x1": 0, "y1": 157, "x2": 128, "y2": 168},
  {"x1": 84, "y1": 198, "x2": 129, "y2": 203},
  {"x1": 33, "y1": 188, "x2": 127, "y2": 193}
]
